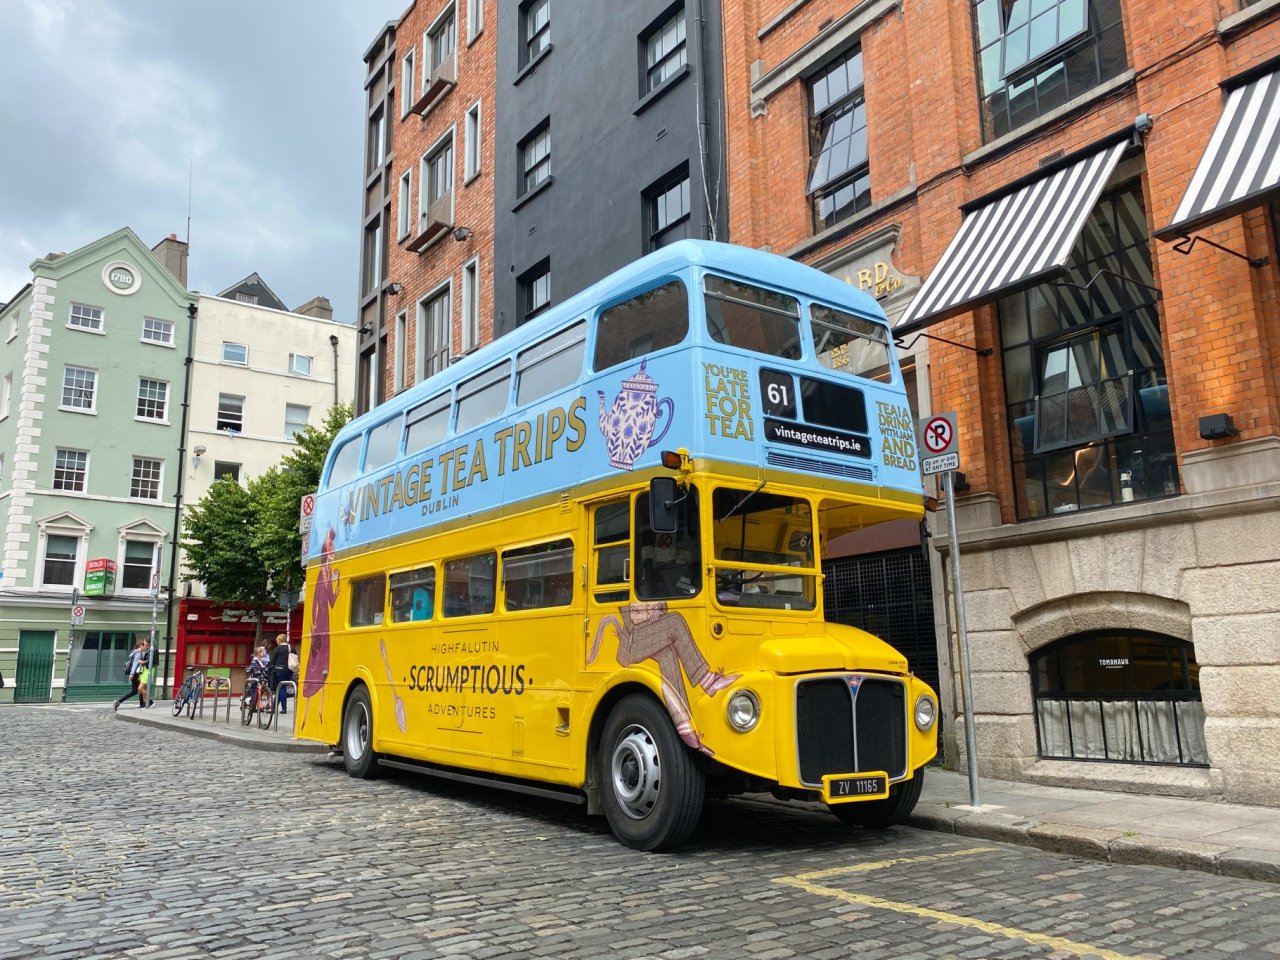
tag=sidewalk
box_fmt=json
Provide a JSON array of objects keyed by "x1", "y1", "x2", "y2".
[{"x1": 115, "y1": 701, "x2": 1280, "y2": 883}]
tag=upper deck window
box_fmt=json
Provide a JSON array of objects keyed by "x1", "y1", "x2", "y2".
[
  {"x1": 811, "y1": 304, "x2": 893, "y2": 382},
  {"x1": 704, "y1": 275, "x2": 802, "y2": 360},
  {"x1": 517, "y1": 320, "x2": 586, "y2": 405},
  {"x1": 594, "y1": 280, "x2": 688, "y2": 372},
  {"x1": 405, "y1": 393, "x2": 451, "y2": 454},
  {"x1": 364, "y1": 416, "x2": 403, "y2": 472},
  {"x1": 328, "y1": 436, "x2": 362, "y2": 488},
  {"x1": 456, "y1": 361, "x2": 511, "y2": 432}
]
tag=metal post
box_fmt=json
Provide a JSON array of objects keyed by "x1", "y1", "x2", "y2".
[
  {"x1": 63, "y1": 588, "x2": 79, "y2": 703},
  {"x1": 944, "y1": 469, "x2": 981, "y2": 808},
  {"x1": 162, "y1": 301, "x2": 198, "y2": 698}
]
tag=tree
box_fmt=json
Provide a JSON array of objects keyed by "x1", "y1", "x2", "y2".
[{"x1": 182, "y1": 475, "x2": 271, "y2": 626}]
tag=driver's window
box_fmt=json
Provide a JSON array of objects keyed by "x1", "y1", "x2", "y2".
[
  {"x1": 591, "y1": 500, "x2": 631, "y2": 603},
  {"x1": 635, "y1": 488, "x2": 701, "y2": 600}
]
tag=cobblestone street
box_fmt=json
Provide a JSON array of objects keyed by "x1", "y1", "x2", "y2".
[{"x1": 4, "y1": 704, "x2": 1280, "y2": 960}]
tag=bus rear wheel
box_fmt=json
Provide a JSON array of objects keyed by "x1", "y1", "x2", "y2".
[
  {"x1": 597, "y1": 694, "x2": 704, "y2": 851},
  {"x1": 342, "y1": 686, "x2": 380, "y2": 780},
  {"x1": 828, "y1": 767, "x2": 924, "y2": 829}
]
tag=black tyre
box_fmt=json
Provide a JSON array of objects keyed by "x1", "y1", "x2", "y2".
[
  {"x1": 342, "y1": 685, "x2": 380, "y2": 779},
  {"x1": 596, "y1": 693, "x2": 705, "y2": 851},
  {"x1": 186, "y1": 683, "x2": 200, "y2": 719},
  {"x1": 171, "y1": 683, "x2": 188, "y2": 717},
  {"x1": 240, "y1": 684, "x2": 255, "y2": 727},
  {"x1": 257, "y1": 687, "x2": 277, "y2": 729},
  {"x1": 829, "y1": 767, "x2": 925, "y2": 829}
]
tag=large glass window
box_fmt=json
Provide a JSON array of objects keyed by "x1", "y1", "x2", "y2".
[
  {"x1": 216, "y1": 393, "x2": 244, "y2": 433},
  {"x1": 520, "y1": 122, "x2": 551, "y2": 195},
  {"x1": 635, "y1": 488, "x2": 701, "y2": 600},
  {"x1": 704, "y1": 275, "x2": 801, "y2": 359},
  {"x1": 1032, "y1": 631, "x2": 1207, "y2": 766},
  {"x1": 521, "y1": 0, "x2": 550, "y2": 65},
  {"x1": 645, "y1": 167, "x2": 691, "y2": 251},
  {"x1": 328, "y1": 437, "x2": 362, "y2": 487},
  {"x1": 350, "y1": 575, "x2": 387, "y2": 627},
  {"x1": 136, "y1": 378, "x2": 169, "y2": 421},
  {"x1": 517, "y1": 321, "x2": 586, "y2": 404},
  {"x1": 131, "y1": 457, "x2": 163, "y2": 500},
  {"x1": 455, "y1": 362, "x2": 511, "y2": 432},
  {"x1": 364, "y1": 416, "x2": 402, "y2": 472},
  {"x1": 1000, "y1": 181, "x2": 1173, "y2": 520},
  {"x1": 711, "y1": 488, "x2": 815, "y2": 610},
  {"x1": 69, "y1": 303, "x2": 104, "y2": 331},
  {"x1": 808, "y1": 49, "x2": 870, "y2": 229},
  {"x1": 811, "y1": 304, "x2": 893, "y2": 382},
  {"x1": 443, "y1": 552, "x2": 496, "y2": 617},
  {"x1": 405, "y1": 393, "x2": 452, "y2": 453},
  {"x1": 43, "y1": 534, "x2": 79, "y2": 586},
  {"x1": 53, "y1": 449, "x2": 88, "y2": 492},
  {"x1": 428, "y1": 7, "x2": 456, "y2": 71},
  {"x1": 418, "y1": 287, "x2": 452, "y2": 380},
  {"x1": 972, "y1": 0, "x2": 1127, "y2": 141},
  {"x1": 594, "y1": 280, "x2": 689, "y2": 371},
  {"x1": 391, "y1": 566, "x2": 436, "y2": 622},
  {"x1": 643, "y1": 5, "x2": 687, "y2": 93},
  {"x1": 503, "y1": 539, "x2": 574, "y2": 610},
  {"x1": 122, "y1": 540, "x2": 157, "y2": 590},
  {"x1": 62, "y1": 366, "x2": 97, "y2": 411}
]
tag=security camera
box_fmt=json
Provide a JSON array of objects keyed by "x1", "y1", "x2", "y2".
[{"x1": 193, "y1": 445, "x2": 207, "y2": 456}]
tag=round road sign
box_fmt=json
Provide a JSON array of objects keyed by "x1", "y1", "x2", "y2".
[{"x1": 922, "y1": 415, "x2": 954, "y2": 455}]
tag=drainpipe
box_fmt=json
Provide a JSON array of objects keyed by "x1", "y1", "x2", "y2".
[
  {"x1": 330, "y1": 334, "x2": 340, "y2": 408},
  {"x1": 161, "y1": 301, "x2": 197, "y2": 698}
]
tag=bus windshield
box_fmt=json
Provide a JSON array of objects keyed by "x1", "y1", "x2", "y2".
[{"x1": 712, "y1": 487, "x2": 816, "y2": 610}]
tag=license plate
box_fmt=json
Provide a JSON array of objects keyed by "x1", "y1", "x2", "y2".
[{"x1": 823, "y1": 771, "x2": 890, "y2": 803}]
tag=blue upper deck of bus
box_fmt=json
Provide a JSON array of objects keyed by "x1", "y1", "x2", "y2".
[{"x1": 307, "y1": 241, "x2": 922, "y2": 560}]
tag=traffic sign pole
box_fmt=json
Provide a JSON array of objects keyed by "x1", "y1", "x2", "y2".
[{"x1": 943, "y1": 467, "x2": 981, "y2": 809}]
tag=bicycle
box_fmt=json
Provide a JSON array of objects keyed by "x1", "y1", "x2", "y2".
[
  {"x1": 240, "y1": 676, "x2": 277, "y2": 729},
  {"x1": 171, "y1": 666, "x2": 205, "y2": 718}
]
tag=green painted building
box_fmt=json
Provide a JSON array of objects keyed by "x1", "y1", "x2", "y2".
[{"x1": 0, "y1": 228, "x2": 193, "y2": 703}]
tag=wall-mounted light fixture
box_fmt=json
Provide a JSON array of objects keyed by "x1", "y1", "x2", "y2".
[
  {"x1": 192, "y1": 445, "x2": 207, "y2": 468},
  {"x1": 1199, "y1": 413, "x2": 1238, "y2": 440},
  {"x1": 452, "y1": 226, "x2": 473, "y2": 242},
  {"x1": 387, "y1": 282, "x2": 403, "y2": 295}
]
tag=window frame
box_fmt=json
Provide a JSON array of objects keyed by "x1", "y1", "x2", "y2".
[
  {"x1": 642, "y1": 3, "x2": 688, "y2": 95},
  {"x1": 517, "y1": 258, "x2": 551, "y2": 325},
  {"x1": 417, "y1": 282, "x2": 453, "y2": 382},
  {"x1": 61, "y1": 365, "x2": 98, "y2": 413},
  {"x1": 141, "y1": 316, "x2": 175, "y2": 347},
  {"x1": 38, "y1": 527, "x2": 86, "y2": 591},
  {"x1": 216, "y1": 392, "x2": 245, "y2": 433},
  {"x1": 519, "y1": 120, "x2": 551, "y2": 196},
  {"x1": 464, "y1": 99, "x2": 483, "y2": 183},
  {"x1": 426, "y1": 4, "x2": 457, "y2": 74},
  {"x1": 289, "y1": 353, "x2": 313, "y2": 377},
  {"x1": 461, "y1": 257, "x2": 481, "y2": 353},
  {"x1": 398, "y1": 167, "x2": 413, "y2": 239},
  {"x1": 644, "y1": 164, "x2": 692, "y2": 251},
  {"x1": 53, "y1": 448, "x2": 89, "y2": 493},
  {"x1": 135, "y1": 377, "x2": 170, "y2": 423},
  {"x1": 401, "y1": 47, "x2": 416, "y2": 118},
  {"x1": 130, "y1": 456, "x2": 164, "y2": 501},
  {"x1": 284, "y1": 403, "x2": 311, "y2": 441},
  {"x1": 222, "y1": 341, "x2": 249, "y2": 366},
  {"x1": 467, "y1": 0, "x2": 484, "y2": 43},
  {"x1": 807, "y1": 47, "x2": 871, "y2": 230},
  {"x1": 68, "y1": 302, "x2": 105, "y2": 333},
  {"x1": 520, "y1": 0, "x2": 550, "y2": 67}
]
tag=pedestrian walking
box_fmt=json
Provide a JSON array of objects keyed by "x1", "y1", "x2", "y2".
[
  {"x1": 114, "y1": 639, "x2": 145, "y2": 712},
  {"x1": 136, "y1": 639, "x2": 153, "y2": 708},
  {"x1": 268, "y1": 634, "x2": 293, "y2": 714}
]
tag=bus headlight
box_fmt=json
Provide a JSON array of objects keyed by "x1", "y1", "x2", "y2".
[
  {"x1": 726, "y1": 690, "x2": 760, "y2": 732},
  {"x1": 914, "y1": 693, "x2": 937, "y2": 732}
]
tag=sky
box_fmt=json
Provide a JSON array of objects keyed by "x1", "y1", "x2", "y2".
[{"x1": 0, "y1": 0, "x2": 408, "y2": 323}]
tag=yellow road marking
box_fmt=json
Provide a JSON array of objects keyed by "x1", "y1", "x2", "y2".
[{"x1": 774, "y1": 849, "x2": 1157, "y2": 960}]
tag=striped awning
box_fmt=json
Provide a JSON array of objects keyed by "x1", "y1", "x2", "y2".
[
  {"x1": 896, "y1": 140, "x2": 1127, "y2": 334},
  {"x1": 1158, "y1": 67, "x2": 1280, "y2": 239}
]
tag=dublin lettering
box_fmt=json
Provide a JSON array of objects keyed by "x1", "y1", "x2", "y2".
[{"x1": 406, "y1": 663, "x2": 528, "y2": 695}]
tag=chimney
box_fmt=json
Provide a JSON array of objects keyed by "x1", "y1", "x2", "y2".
[
  {"x1": 293, "y1": 296, "x2": 334, "y2": 321},
  {"x1": 151, "y1": 233, "x2": 189, "y2": 286}
]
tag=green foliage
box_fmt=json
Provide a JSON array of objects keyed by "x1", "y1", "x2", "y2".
[{"x1": 183, "y1": 403, "x2": 352, "y2": 603}]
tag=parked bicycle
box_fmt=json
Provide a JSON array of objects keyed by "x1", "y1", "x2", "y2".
[
  {"x1": 240, "y1": 676, "x2": 277, "y2": 729},
  {"x1": 171, "y1": 666, "x2": 205, "y2": 718}
]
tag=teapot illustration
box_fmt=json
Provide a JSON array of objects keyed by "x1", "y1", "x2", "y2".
[{"x1": 596, "y1": 360, "x2": 675, "y2": 470}]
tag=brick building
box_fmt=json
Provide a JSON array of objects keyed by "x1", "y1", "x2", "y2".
[{"x1": 726, "y1": 0, "x2": 1280, "y2": 804}]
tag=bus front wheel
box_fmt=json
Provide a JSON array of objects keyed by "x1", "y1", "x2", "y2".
[
  {"x1": 828, "y1": 767, "x2": 924, "y2": 829},
  {"x1": 342, "y1": 686, "x2": 380, "y2": 780},
  {"x1": 597, "y1": 694, "x2": 705, "y2": 851}
]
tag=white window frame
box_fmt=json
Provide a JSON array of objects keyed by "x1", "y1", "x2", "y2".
[
  {"x1": 289, "y1": 353, "x2": 313, "y2": 377},
  {"x1": 52, "y1": 447, "x2": 89, "y2": 493},
  {"x1": 420, "y1": 127, "x2": 456, "y2": 220},
  {"x1": 68, "y1": 302, "x2": 105, "y2": 333},
  {"x1": 1, "y1": 372, "x2": 11, "y2": 419},
  {"x1": 6, "y1": 310, "x2": 17, "y2": 343},
  {"x1": 0, "y1": 452, "x2": 5, "y2": 487},
  {"x1": 284, "y1": 403, "x2": 311, "y2": 440},
  {"x1": 141, "y1": 316, "x2": 175, "y2": 347},
  {"x1": 61, "y1": 365, "x2": 98, "y2": 414},
  {"x1": 37, "y1": 521, "x2": 89, "y2": 592},
  {"x1": 222, "y1": 341, "x2": 249, "y2": 366},
  {"x1": 116, "y1": 523, "x2": 165, "y2": 596},
  {"x1": 398, "y1": 168, "x2": 413, "y2": 238},
  {"x1": 401, "y1": 47, "x2": 417, "y2": 117},
  {"x1": 135, "y1": 377, "x2": 170, "y2": 423},
  {"x1": 130, "y1": 457, "x2": 164, "y2": 502},
  {"x1": 467, "y1": 0, "x2": 484, "y2": 43},
  {"x1": 217, "y1": 393, "x2": 245, "y2": 434},
  {"x1": 416, "y1": 280, "x2": 454, "y2": 382},
  {"x1": 425, "y1": 4, "x2": 457, "y2": 74},
  {"x1": 394, "y1": 311, "x2": 408, "y2": 393},
  {"x1": 464, "y1": 99, "x2": 483, "y2": 183},
  {"x1": 461, "y1": 257, "x2": 480, "y2": 354}
]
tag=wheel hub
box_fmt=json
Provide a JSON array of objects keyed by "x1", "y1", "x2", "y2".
[
  {"x1": 346, "y1": 702, "x2": 369, "y2": 760},
  {"x1": 611, "y1": 724, "x2": 661, "y2": 819}
]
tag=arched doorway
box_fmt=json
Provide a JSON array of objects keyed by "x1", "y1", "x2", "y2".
[{"x1": 1031, "y1": 630, "x2": 1207, "y2": 766}]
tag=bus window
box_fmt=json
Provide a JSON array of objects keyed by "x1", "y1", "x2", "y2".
[
  {"x1": 502, "y1": 539, "x2": 574, "y2": 610},
  {"x1": 811, "y1": 303, "x2": 893, "y2": 382},
  {"x1": 635, "y1": 488, "x2": 701, "y2": 599},
  {"x1": 443, "y1": 552, "x2": 496, "y2": 617},
  {"x1": 364, "y1": 416, "x2": 403, "y2": 472},
  {"x1": 405, "y1": 393, "x2": 451, "y2": 454},
  {"x1": 327, "y1": 436, "x2": 362, "y2": 488},
  {"x1": 704, "y1": 275, "x2": 801, "y2": 360},
  {"x1": 390, "y1": 567, "x2": 436, "y2": 622},
  {"x1": 591, "y1": 500, "x2": 631, "y2": 603},
  {"x1": 350, "y1": 574, "x2": 387, "y2": 627},
  {"x1": 517, "y1": 321, "x2": 587, "y2": 405},
  {"x1": 456, "y1": 362, "x2": 512, "y2": 432},
  {"x1": 594, "y1": 280, "x2": 688, "y2": 372},
  {"x1": 711, "y1": 487, "x2": 815, "y2": 610},
  {"x1": 800, "y1": 375, "x2": 868, "y2": 434}
]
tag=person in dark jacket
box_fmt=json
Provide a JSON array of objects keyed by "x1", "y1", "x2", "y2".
[{"x1": 268, "y1": 635, "x2": 293, "y2": 714}]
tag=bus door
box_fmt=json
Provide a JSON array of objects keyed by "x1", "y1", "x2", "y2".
[{"x1": 586, "y1": 497, "x2": 633, "y2": 674}]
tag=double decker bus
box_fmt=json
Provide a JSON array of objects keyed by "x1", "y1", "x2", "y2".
[{"x1": 299, "y1": 241, "x2": 938, "y2": 850}]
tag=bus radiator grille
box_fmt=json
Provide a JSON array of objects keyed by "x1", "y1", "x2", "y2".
[
  {"x1": 767, "y1": 452, "x2": 874, "y2": 482},
  {"x1": 795, "y1": 676, "x2": 908, "y2": 786}
]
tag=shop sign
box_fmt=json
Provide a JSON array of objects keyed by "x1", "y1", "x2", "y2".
[{"x1": 83, "y1": 558, "x2": 116, "y2": 596}]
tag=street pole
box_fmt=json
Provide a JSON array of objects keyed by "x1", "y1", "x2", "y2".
[
  {"x1": 149, "y1": 543, "x2": 161, "y2": 670},
  {"x1": 162, "y1": 301, "x2": 198, "y2": 698},
  {"x1": 63, "y1": 587, "x2": 79, "y2": 703},
  {"x1": 944, "y1": 468, "x2": 981, "y2": 808}
]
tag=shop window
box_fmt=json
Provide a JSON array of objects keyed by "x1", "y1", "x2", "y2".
[
  {"x1": 1000, "y1": 181, "x2": 1176, "y2": 520},
  {"x1": 1032, "y1": 631, "x2": 1207, "y2": 766}
]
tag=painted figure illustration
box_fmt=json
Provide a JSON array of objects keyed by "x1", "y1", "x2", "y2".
[
  {"x1": 301, "y1": 527, "x2": 340, "y2": 728},
  {"x1": 588, "y1": 600, "x2": 738, "y2": 754},
  {"x1": 596, "y1": 360, "x2": 674, "y2": 471}
]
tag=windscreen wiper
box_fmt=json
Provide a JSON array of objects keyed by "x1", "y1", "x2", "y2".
[{"x1": 717, "y1": 479, "x2": 766, "y2": 523}]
